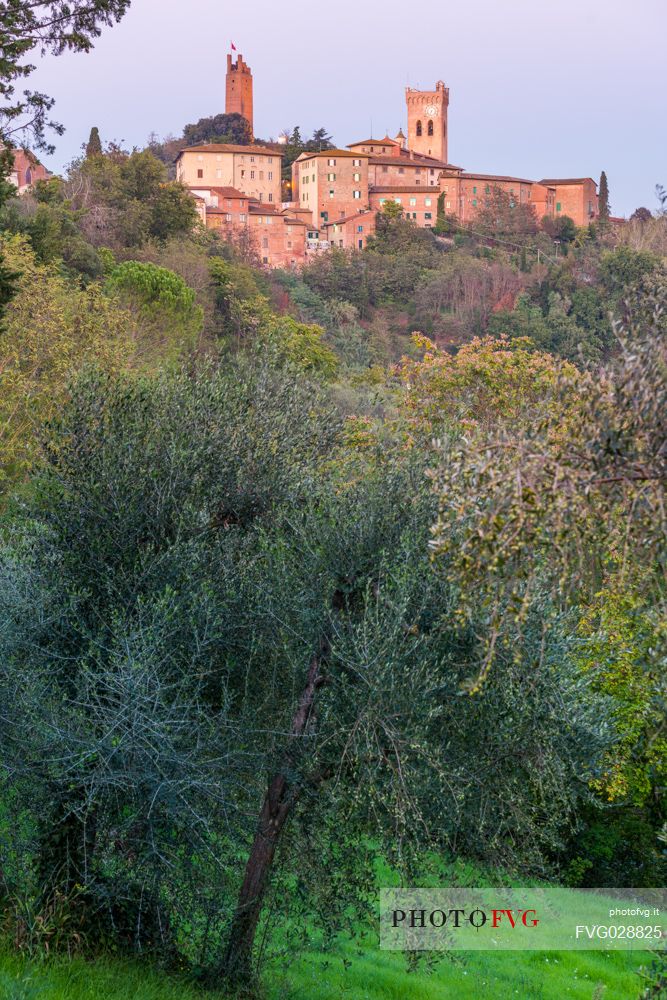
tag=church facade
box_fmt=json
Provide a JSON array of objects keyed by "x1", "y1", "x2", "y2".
[{"x1": 183, "y1": 52, "x2": 599, "y2": 267}]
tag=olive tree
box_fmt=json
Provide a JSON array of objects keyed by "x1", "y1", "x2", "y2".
[{"x1": 0, "y1": 358, "x2": 608, "y2": 985}]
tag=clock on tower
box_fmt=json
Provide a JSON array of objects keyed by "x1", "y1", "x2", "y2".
[{"x1": 405, "y1": 80, "x2": 449, "y2": 162}]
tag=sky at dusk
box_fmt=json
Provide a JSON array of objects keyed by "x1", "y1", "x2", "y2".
[{"x1": 26, "y1": 0, "x2": 667, "y2": 217}]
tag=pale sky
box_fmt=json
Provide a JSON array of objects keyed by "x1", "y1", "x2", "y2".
[{"x1": 26, "y1": 0, "x2": 667, "y2": 217}]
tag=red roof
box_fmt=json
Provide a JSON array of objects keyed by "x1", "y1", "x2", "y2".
[
  {"x1": 248, "y1": 202, "x2": 280, "y2": 214},
  {"x1": 539, "y1": 178, "x2": 596, "y2": 186},
  {"x1": 188, "y1": 184, "x2": 247, "y2": 199},
  {"x1": 177, "y1": 143, "x2": 282, "y2": 157},
  {"x1": 206, "y1": 186, "x2": 247, "y2": 199},
  {"x1": 348, "y1": 136, "x2": 398, "y2": 148},
  {"x1": 323, "y1": 211, "x2": 376, "y2": 226},
  {"x1": 461, "y1": 172, "x2": 534, "y2": 184},
  {"x1": 295, "y1": 149, "x2": 368, "y2": 162}
]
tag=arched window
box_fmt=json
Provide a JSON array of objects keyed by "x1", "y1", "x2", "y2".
[
  {"x1": 25, "y1": 167, "x2": 32, "y2": 185},
  {"x1": 416, "y1": 120, "x2": 422, "y2": 137},
  {"x1": 427, "y1": 120, "x2": 434, "y2": 136}
]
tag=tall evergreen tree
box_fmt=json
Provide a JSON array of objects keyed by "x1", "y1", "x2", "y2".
[
  {"x1": 86, "y1": 126, "x2": 103, "y2": 158},
  {"x1": 599, "y1": 170, "x2": 610, "y2": 226},
  {"x1": 0, "y1": 2, "x2": 131, "y2": 153}
]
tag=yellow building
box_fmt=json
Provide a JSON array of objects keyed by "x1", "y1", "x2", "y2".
[{"x1": 176, "y1": 144, "x2": 282, "y2": 206}]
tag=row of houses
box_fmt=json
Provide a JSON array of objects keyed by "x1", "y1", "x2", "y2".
[
  {"x1": 4, "y1": 53, "x2": 601, "y2": 271},
  {"x1": 176, "y1": 135, "x2": 599, "y2": 267},
  {"x1": 174, "y1": 54, "x2": 600, "y2": 268}
]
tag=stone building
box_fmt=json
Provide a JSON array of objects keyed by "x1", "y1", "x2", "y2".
[
  {"x1": 187, "y1": 183, "x2": 308, "y2": 269},
  {"x1": 6, "y1": 148, "x2": 50, "y2": 192},
  {"x1": 225, "y1": 53, "x2": 254, "y2": 137},
  {"x1": 176, "y1": 143, "x2": 281, "y2": 206},
  {"x1": 323, "y1": 210, "x2": 376, "y2": 250},
  {"x1": 457, "y1": 174, "x2": 535, "y2": 223},
  {"x1": 180, "y1": 50, "x2": 599, "y2": 266},
  {"x1": 292, "y1": 149, "x2": 369, "y2": 226},
  {"x1": 538, "y1": 178, "x2": 599, "y2": 226}
]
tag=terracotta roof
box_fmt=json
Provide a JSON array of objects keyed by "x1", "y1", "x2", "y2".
[
  {"x1": 370, "y1": 155, "x2": 458, "y2": 170},
  {"x1": 539, "y1": 178, "x2": 596, "y2": 186},
  {"x1": 177, "y1": 143, "x2": 282, "y2": 157},
  {"x1": 295, "y1": 149, "x2": 368, "y2": 162},
  {"x1": 208, "y1": 186, "x2": 248, "y2": 199},
  {"x1": 188, "y1": 185, "x2": 247, "y2": 199},
  {"x1": 461, "y1": 172, "x2": 534, "y2": 184},
  {"x1": 248, "y1": 202, "x2": 280, "y2": 214},
  {"x1": 347, "y1": 137, "x2": 398, "y2": 148},
  {"x1": 396, "y1": 148, "x2": 459, "y2": 166},
  {"x1": 281, "y1": 216, "x2": 309, "y2": 226},
  {"x1": 323, "y1": 211, "x2": 375, "y2": 227}
]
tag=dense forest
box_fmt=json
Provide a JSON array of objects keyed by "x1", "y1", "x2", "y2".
[{"x1": 0, "y1": 5, "x2": 665, "y2": 999}]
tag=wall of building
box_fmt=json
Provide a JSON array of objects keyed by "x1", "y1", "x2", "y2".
[
  {"x1": 458, "y1": 176, "x2": 534, "y2": 224},
  {"x1": 369, "y1": 189, "x2": 439, "y2": 227},
  {"x1": 530, "y1": 182, "x2": 556, "y2": 222},
  {"x1": 293, "y1": 151, "x2": 369, "y2": 226},
  {"x1": 177, "y1": 146, "x2": 282, "y2": 206},
  {"x1": 249, "y1": 208, "x2": 306, "y2": 267},
  {"x1": 324, "y1": 210, "x2": 376, "y2": 249},
  {"x1": 8, "y1": 149, "x2": 50, "y2": 192},
  {"x1": 540, "y1": 179, "x2": 598, "y2": 226},
  {"x1": 189, "y1": 184, "x2": 306, "y2": 268},
  {"x1": 368, "y1": 157, "x2": 445, "y2": 188}
]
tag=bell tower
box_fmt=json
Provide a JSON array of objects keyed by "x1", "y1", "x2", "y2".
[
  {"x1": 226, "y1": 53, "x2": 254, "y2": 138},
  {"x1": 405, "y1": 80, "x2": 449, "y2": 162}
]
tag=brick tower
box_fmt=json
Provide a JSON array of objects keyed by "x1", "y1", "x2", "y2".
[
  {"x1": 405, "y1": 80, "x2": 449, "y2": 162},
  {"x1": 225, "y1": 53, "x2": 254, "y2": 138}
]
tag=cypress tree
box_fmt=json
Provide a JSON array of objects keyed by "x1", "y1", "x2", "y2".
[
  {"x1": 86, "y1": 126, "x2": 103, "y2": 158},
  {"x1": 599, "y1": 171, "x2": 610, "y2": 226}
]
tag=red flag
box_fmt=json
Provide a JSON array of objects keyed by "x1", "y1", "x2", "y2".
[{"x1": 231, "y1": 41, "x2": 237, "y2": 51}]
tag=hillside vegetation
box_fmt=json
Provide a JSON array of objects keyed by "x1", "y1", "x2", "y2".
[{"x1": 0, "y1": 143, "x2": 665, "y2": 998}]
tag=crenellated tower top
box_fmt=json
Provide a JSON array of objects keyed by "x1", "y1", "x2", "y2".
[
  {"x1": 405, "y1": 81, "x2": 449, "y2": 162},
  {"x1": 225, "y1": 53, "x2": 254, "y2": 138}
]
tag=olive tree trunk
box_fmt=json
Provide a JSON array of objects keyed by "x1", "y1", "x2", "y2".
[{"x1": 221, "y1": 646, "x2": 326, "y2": 984}]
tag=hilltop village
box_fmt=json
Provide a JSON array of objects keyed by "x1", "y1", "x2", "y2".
[
  {"x1": 5, "y1": 50, "x2": 601, "y2": 271},
  {"x1": 176, "y1": 51, "x2": 600, "y2": 268}
]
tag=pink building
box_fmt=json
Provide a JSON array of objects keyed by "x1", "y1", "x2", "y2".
[
  {"x1": 323, "y1": 210, "x2": 376, "y2": 249},
  {"x1": 7, "y1": 148, "x2": 50, "y2": 193},
  {"x1": 186, "y1": 184, "x2": 307, "y2": 269}
]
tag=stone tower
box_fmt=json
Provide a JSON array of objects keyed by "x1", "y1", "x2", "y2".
[
  {"x1": 405, "y1": 80, "x2": 449, "y2": 162},
  {"x1": 226, "y1": 53, "x2": 254, "y2": 138}
]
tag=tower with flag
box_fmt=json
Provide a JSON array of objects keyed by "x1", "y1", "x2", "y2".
[{"x1": 225, "y1": 47, "x2": 253, "y2": 138}]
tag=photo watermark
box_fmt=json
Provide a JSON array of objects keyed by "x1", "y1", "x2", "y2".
[{"x1": 380, "y1": 888, "x2": 667, "y2": 950}]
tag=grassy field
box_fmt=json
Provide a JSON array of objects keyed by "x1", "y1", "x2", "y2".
[{"x1": 0, "y1": 937, "x2": 647, "y2": 1000}]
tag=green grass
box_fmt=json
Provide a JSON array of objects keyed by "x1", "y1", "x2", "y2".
[
  {"x1": 0, "y1": 950, "x2": 226, "y2": 999},
  {"x1": 0, "y1": 938, "x2": 646, "y2": 1000},
  {"x1": 263, "y1": 934, "x2": 645, "y2": 1000}
]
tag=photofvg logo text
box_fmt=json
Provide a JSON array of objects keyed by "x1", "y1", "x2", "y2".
[
  {"x1": 380, "y1": 888, "x2": 666, "y2": 951},
  {"x1": 392, "y1": 906, "x2": 539, "y2": 931}
]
